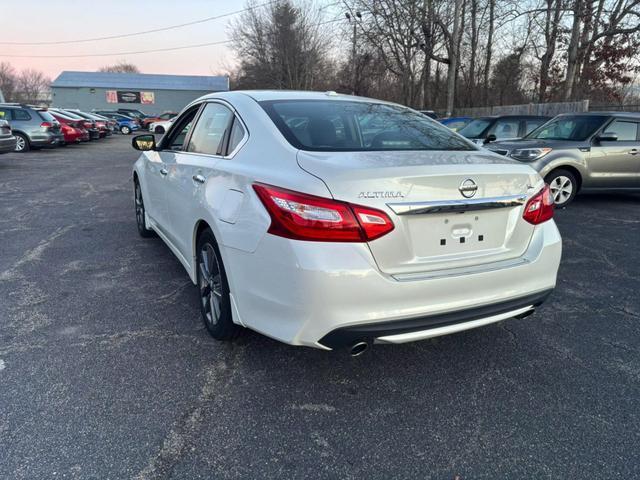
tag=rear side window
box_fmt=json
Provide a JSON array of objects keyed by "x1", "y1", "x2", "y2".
[
  {"x1": 227, "y1": 118, "x2": 246, "y2": 153},
  {"x1": 261, "y1": 100, "x2": 473, "y2": 152},
  {"x1": 187, "y1": 103, "x2": 233, "y2": 155},
  {"x1": 525, "y1": 119, "x2": 546, "y2": 135},
  {"x1": 38, "y1": 111, "x2": 57, "y2": 122},
  {"x1": 13, "y1": 109, "x2": 31, "y2": 121},
  {"x1": 604, "y1": 120, "x2": 638, "y2": 141}
]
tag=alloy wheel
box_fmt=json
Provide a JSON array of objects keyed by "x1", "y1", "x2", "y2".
[
  {"x1": 549, "y1": 175, "x2": 573, "y2": 205},
  {"x1": 198, "y1": 243, "x2": 223, "y2": 327},
  {"x1": 15, "y1": 136, "x2": 26, "y2": 152},
  {"x1": 135, "y1": 183, "x2": 145, "y2": 229}
]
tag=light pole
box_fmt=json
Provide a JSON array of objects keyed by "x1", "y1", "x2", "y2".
[{"x1": 345, "y1": 11, "x2": 362, "y2": 95}]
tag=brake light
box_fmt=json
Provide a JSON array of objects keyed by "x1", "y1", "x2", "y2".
[
  {"x1": 83, "y1": 121, "x2": 93, "y2": 129},
  {"x1": 523, "y1": 184, "x2": 554, "y2": 225},
  {"x1": 40, "y1": 122, "x2": 53, "y2": 128},
  {"x1": 253, "y1": 184, "x2": 394, "y2": 242}
]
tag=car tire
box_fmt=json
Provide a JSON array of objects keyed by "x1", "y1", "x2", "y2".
[
  {"x1": 196, "y1": 228, "x2": 243, "y2": 341},
  {"x1": 134, "y1": 180, "x2": 156, "y2": 238},
  {"x1": 14, "y1": 133, "x2": 29, "y2": 152},
  {"x1": 121, "y1": 125, "x2": 131, "y2": 135},
  {"x1": 154, "y1": 126, "x2": 165, "y2": 134},
  {"x1": 545, "y1": 169, "x2": 578, "y2": 207}
]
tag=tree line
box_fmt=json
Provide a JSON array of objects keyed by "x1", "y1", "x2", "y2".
[{"x1": 230, "y1": 0, "x2": 640, "y2": 114}]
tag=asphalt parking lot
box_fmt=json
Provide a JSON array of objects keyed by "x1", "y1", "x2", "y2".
[{"x1": 1, "y1": 135, "x2": 639, "y2": 479}]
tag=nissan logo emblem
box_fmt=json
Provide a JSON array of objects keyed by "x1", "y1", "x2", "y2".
[{"x1": 459, "y1": 178, "x2": 478, "y2": 198}]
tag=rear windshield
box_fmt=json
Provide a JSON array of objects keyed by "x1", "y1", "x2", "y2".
[
  {"x1": 37, "y1": 110, "x2": 57, "y2": 122},
  {"x1": 260, "y1": 100, "x2": 474, "y2": 152},
  {"x1": 527, "y1": 115, "x2": 607, "y2": 141}
]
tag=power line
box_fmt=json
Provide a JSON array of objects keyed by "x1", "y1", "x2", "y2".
[
  {"x1": 0, "y1": 40, "x2": 233, "y2": 58},
  {"x1": 0, "y1": 1, "x2": 276, "y2": 46},
  {"x1": 0, "y1": 18, "x2": 345, "y2": 59}
]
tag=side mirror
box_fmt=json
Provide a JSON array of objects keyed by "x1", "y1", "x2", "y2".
[
  {"x1": 484, "y1": 134, "x2": 497, "y2": 144},
  {"x1": 596, "y1": 133, "x2": 618, "y2": 143},
  {"x1": 132, "y1": 134, "x2": 156, "y2": 151}
]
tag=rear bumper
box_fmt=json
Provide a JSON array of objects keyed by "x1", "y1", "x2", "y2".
[
  {"x1": 225, "y1": 219, "x2": 562, "y2": 349},
  {"x1": 31, "y1": 133, "x2": 64, "y2": 148},
  {"x1": 319, "y1": 289, "x2": 551, "y2": 349},
  {"x1": 0, "y1": 136, "x2": 16, "y2": 153}
]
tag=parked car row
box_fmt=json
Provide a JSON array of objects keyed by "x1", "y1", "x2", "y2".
[
  {"x1": 434, "y1": 111, "x2": 640, "y2": 206},
  {"x1": 0, "y1": 103, "x2": 133, "y2": 152}
]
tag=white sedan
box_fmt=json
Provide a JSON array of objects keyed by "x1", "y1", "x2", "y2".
[
  {"x1": 148, "y1": 118, "x2": 174, "y2": 134},
  {"x1": 131, "y1": 91, "x2": 562, "y2": 355}
]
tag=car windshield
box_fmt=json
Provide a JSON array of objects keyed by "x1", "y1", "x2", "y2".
[
  {"x1": 260, "y1": 100, "x2": 474, "y2": 152},
  {"x1": 527, "y1": 115, "x2": 607, "y2": 141},
  {"x1": 458, "y1": 118, "x2": 492, "y2": 138}
]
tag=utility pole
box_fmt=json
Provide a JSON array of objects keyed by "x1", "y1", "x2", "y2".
[{"x1": 345, "y1": 11, "x2": 362, "y2": 95}]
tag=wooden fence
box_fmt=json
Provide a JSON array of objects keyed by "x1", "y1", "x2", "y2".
[{"x1": 454, "y1": 100, "x2": 590, "y2": 117}]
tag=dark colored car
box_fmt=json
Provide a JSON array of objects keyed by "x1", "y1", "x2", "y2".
[
  {"x1": 50, "y1": 111, "x2": 90, "y2": 144},
  {"x1": 487, "y1": 112, "x2": 640, "y2": 206},
  {"x1": 93, "y1": 111, "x2": 140, "y2": 134},
  {"x1": 0, "y1": 104, "x2": 64, "y2": 152},
  {"x1": 439, "y1": 116, "x2": 472, "y2": 132},
  {"x1": 115, "y1": 108, "x2": 148, "y2": 122},
  {"x1": 51, "y1": 109, "x2": 101, "y2": 140},
  {"x1": 61, "y1": 110, "x2": 111, "y2": 138},
  {"x1": 0, "y1": 119, "x2": 17, "y2": 154},
  {"x1": 458, "y1": 115, "x2": 550, "y2": 145},
  {"x1": 65, "y1": 110, "x2": 112, "y2": 137}
]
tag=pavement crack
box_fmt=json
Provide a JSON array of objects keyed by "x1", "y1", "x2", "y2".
[{"x1": 133, "y1": 346, "x2": 243, "y2": 480}]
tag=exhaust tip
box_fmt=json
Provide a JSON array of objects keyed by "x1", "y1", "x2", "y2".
[{"x1": 349, "y1": 341, "x2": 369, "y2": 357}]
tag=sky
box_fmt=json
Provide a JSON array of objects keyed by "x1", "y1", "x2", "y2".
[{"x1": 1, "y1": 0, "x2": 254, "y2": 80}]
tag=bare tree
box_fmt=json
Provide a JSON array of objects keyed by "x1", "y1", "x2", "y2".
[
  {"x1": 230, "y1": 0, "x2": 332, "y2": 90},
  {"x1": 98, "y1": 61, "x2": 141, "y2": 74},
  {"x1": 0, "y1": 62, "x2": 17, "y2": 102},
  {"x1": 15, "y1": 69, "x2": 51, "y2": 105}
]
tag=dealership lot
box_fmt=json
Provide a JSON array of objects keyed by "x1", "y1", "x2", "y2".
[{"x1": 0, "y1": 136, "x2": 639, "y2": 478}]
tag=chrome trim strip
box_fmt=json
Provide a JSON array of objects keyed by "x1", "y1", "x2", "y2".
[
  {"x1": 392, "y1": 257, "x2": 530, "y2": 282},
  {"x1": 387, "y1": 194, "x2": 527, "y2": 215},
  {"x1": 374, "y1": 305, "x2": 534, "y2": 344}
]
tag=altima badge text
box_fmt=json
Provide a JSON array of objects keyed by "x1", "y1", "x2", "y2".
[{"x1": 358, "y1": 191, "x2": 405, "y2": 199}]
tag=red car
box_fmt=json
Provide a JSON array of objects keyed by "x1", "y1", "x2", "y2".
[
  {"x1": 141, "y1": 111, "x2": 178, "y2": 130},
  {"x1": 50, "y1": 112, "x2": 90, "y2": 144}
]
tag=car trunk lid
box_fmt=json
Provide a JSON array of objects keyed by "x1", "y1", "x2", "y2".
[{"x1": 297, "y1": 149, "x2": 541, "y2": 276}]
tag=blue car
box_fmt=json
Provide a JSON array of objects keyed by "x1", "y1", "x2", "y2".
[
  {"x1": 93, "y1": 111, "x2": 140, "y2": 135},
  {"x1": 439, "y1": 116, "x2": 472, "y2": 132}
]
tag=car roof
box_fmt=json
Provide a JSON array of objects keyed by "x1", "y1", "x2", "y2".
[
  {"x1": 198, "y1": 90, "x2": 397, "y2": 105},
  {"x1": 556, "y1": 111, "x2": 640, "y2": 118}
]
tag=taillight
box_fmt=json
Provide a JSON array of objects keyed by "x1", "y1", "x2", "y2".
[
  {"x1": 40, "y1": 121, "x2": 53, "y2": 128},
  {"x1": 523, "y1": 184, "x2": 554, "y2": 225},
  {"x1": 83, "y1": 121, "x2": 92, "y2": 129},
  {"x1": 253, "y1": 184, "x2": 394, "y2": 242}
]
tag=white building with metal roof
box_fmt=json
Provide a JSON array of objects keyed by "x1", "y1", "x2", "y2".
[{"x1": 51, "y1": 71, "x2": 229, "y2": 115}]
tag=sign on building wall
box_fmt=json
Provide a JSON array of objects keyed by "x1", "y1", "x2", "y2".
[{"x1": 106, "y1": 90, "x2": 155, "y2": 104}]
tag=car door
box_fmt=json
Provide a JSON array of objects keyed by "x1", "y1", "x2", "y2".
[
  {"x1": 145, "y1": 106, "x2": 201, "y2": 236},
  {"x1": 164, "y1": 101, "x2": 235, "y2": 260},
  {"x1": 588, "y1": 119, "x2": 640, "y2": 188}
]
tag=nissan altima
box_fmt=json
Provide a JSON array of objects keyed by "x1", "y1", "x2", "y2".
[{"x1": 131, "y1": 91, "x2": 562, "y2": 354}]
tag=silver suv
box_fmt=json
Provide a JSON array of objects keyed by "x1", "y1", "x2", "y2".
[
  {"x1": 487, "y1": 112, "x2": 640, "y2": 206},
  {"x1": 0, "y1": 104, "x2": 64, "y2": 152}
]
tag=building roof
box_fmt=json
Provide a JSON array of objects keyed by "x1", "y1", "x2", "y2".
[{"x1": 51, "y1": 71, "x2": 229, "y2": 92}]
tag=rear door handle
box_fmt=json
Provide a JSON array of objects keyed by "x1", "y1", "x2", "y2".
[
  {"x1": 160, "y1": 167, "x2": 168, "y2": 176},
  {"x1": 629, "y1": 148, "x2": 639, "y2": 155},
  {"x1": 192, "y1": 174, "x2": 206, "y2": 184}
]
